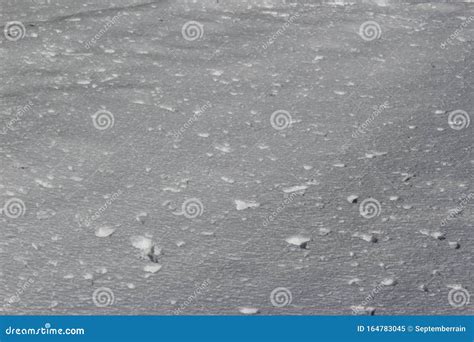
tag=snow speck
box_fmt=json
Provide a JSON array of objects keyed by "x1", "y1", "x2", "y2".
[
  {"x1": 95, "y1": 226, "x2": 116, "y2": 238},
  {"x1": 131, "y1": 235, "x2": 153, "y2": 251},
  {"x1": 282, "y1": 185, "x2": 308, "y2": 194},
  {"x1": 234, "y1": 200, "x2": 260, "y2": 211},
  {"x1": 238, "y1": 307, "x2": 260, "y2": 315},
  {"x1": 144, "y1": 264, "x2": 162, "y2": 273},
  {"x1": 285, "y1": 235, "x2": 311, "y2": 248}
]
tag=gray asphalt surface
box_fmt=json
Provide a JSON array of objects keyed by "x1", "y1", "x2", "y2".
[{"x1": 0, "y1": 0, "x2": 472, "y2": 315}]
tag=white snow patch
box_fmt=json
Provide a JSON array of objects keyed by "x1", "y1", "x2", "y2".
[{"x1": 234, "y1": 200, "x2": 260, "y2": 210}]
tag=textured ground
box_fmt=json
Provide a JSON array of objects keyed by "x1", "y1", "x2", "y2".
[{"x1": 0, "y1": 0, "x2": 472, "y2": 315}]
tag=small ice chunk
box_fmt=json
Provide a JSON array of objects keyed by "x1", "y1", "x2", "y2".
[
  {"x1": 448, "y1": 241, "x2": 460, "y2": 249},
  {"x1": 285, "y1": 235, "x2": 311, "y2": 248},
  {"x1": 147, "y1": 246, "x2": 161, "y2": 263},
  {"x1": 351, "y1": 306, "x2": 375, "y2": 315},
  {"x1": 318, "y1": 228, "x2": 331, "y2": 236},
  {"x1": 238, "y1": 307, "x2": 259, "y2": 315},
  {"x1": 431, "y1": 232, "x2": 445, "y2": 240},
  {"x1": 144, "y1": 264, "x2": 162, "y2": 273},
  {"x1": 235, "y1": 200, "x2": 260, "y2": 210},
  {"x1": 381, "y1": 278, "x2": 397, "y2": 286},
  {"x1": 282, "y1": 185, "x2": 308, "y2": 194},
  {"x1": 131, "y1": 236, "x2": 153, "y2": 251},
  {"x1": 95, "y1": 226, "x2": 116, "y2": 238},
  {"x1": 35, "y1": 179, "x2": 54, "y2": 188},
  {"x1": 221, "y1": 176, "x2": 235, "y2": 184},
  {"x1": 353, "y1": 232, "x2": 377, "y2": 243},
  {"x1": 348, "y1": 278, "x2": 361, "y2": 285},
  {"x1": 36, "y1": 209, "x2": 56, "y2": 220},
  {"x1": 418, "y1": 284, "x2": 428, "y2": 292},
  {"x1": 136, "y1": 212, "x2": 148, "y2": 224},
  {"x1": 347, "y1": 195, "x2": 358, "y2": 203}
]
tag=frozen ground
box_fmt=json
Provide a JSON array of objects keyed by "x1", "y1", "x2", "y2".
[{"x1": 0, "y1": 0, "x2": 472, "y2": 315}]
